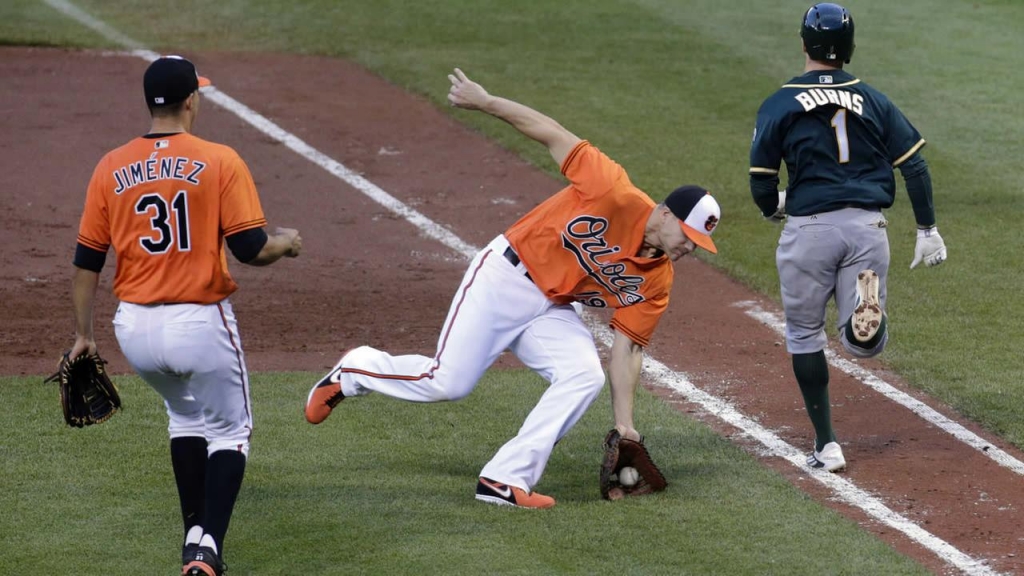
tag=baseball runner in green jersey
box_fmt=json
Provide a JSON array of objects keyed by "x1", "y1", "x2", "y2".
[{"x1": 749, "y1": 3, "x2": 948, "y2": 472}]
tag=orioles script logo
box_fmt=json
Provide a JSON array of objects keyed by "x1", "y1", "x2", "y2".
[{"x1": 562, "y1": 215, "x2": 645, "y2": 307}]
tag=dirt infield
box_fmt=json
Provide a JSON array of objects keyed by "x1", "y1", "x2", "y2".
[{"x1": 2, "y1": 48, "x2": 1022, "y2": 574}]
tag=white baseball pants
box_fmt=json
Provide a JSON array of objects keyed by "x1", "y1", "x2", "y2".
[
  {"x1": 340, "y1": 235, "x2": 606, "y2": 491},
  {"x1": 113, "y1": 300, "x2": 253, "y2": 456}
]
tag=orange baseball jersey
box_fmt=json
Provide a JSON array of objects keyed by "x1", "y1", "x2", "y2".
[
  {"x1": 504, "y1": 141, "x2": 672, "y2": 346},
  {"x1": 77, "y1": 133, "x2": 267, "y2": 304}
]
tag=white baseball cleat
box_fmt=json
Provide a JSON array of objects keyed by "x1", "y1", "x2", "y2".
[
  {"x1": 807, "y1": 442, "x2": 846, "y2": 472},
  {"x1": 851, "y1": 269, "x2": 882, "y2": 343}
]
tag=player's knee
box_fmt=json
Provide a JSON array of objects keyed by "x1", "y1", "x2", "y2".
[
  {"x1": 208, "y1": 437, "x2": 250, "y2": 458},
  {"x1": 561, "y1": 363, "x2": 606, "y2": 398},
  {"x1": 436, "y1": 388, "x2": 471, "y2": 401},
  {"x1": 582, "y1": 365, "x2": 607, "y2": 392},
  {"x1": 428, "y1": 377, "x2": 476, "y2": 401}
]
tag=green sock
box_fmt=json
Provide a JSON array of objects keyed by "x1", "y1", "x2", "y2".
[
  {"x1": 792, "y1": 351, "x2": 835, "y2": 451},
  {"x1": 844, "y1": 313, "x2": 888, "y2": 351}
]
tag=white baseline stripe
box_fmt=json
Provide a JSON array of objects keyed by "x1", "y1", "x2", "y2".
[
  {"x1": 201, "y1": 90, "x2": 479, "y2": 258},
  {"x1": 737, "y1": 301, "x2": 1024, "y2": 476},
  {"x1": 41, "y1": 1, "x2": 1004, "y2": 573},
  {"x1": 584, "y1": 316, "x2": 1001, "y2": 576}
]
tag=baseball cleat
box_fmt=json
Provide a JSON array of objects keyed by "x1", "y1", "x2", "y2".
[
  {"x1": 475, "y1": 477, "x2": 556, "y2": 509},
  {"x1": 182, "y1": 545, "x2": 225, "y2": 576},
  {"x1": 305, "y1": 352, "x2": 349, "y2": 424},
  {"x1": 182, "y1": 543, "x2": 199, "y2": 571},
  {"x1": 807, "y1": 441, "x2": 846, "y2": 472},
  {"x1": 851, "y1": 269, "x2": 882, "y2": 343}
]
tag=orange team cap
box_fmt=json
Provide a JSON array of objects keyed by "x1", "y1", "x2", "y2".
[
  {"x1": 664, "y1": 185, "x2": 721, "y2": 254},
  {"x1": 143, "y1": 55, "x2": 212, "y2": 108}
]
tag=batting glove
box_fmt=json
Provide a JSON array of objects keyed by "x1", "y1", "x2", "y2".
[
  {"x1": 910, "y1": 226, "x2": 947, "y2": 269},
  {"x1": 765, "y1": 189, "x2": 787, "y2": 224}
]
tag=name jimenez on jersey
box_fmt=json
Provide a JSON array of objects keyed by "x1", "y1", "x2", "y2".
[{"x1": 112, "y1": 151, "x2": 206, "y2": 195}]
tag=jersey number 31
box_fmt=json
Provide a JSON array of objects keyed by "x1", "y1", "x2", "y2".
[{"x1": 136, "y1": 191, "x2": 191, "y2": 254}]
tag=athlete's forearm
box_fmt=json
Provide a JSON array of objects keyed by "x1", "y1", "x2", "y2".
[
  {"x1": 72, "y1": 267, "x2": 99, "y2": 340},
  {"x1": 480, "y1": 95, "x2": 581, "y2": 166},
  {"x1": 750, "y1": 173, "x2": 782, "y2": 217},
  {"x1": 608, "y1": 330, "x2": 644, "y2": 437},
  {"x1": 247, "y1": 229, "x2": 300, "y2": 266},
  {"x1": 898, "y1": 153, "x2": 936, "y2": 228}
]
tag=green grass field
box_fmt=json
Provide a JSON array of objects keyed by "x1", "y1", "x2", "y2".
[
  {"x1": 2, "y1": 0, "x2": 1022, "y2": 574},
  {"x1": 1, "y1": 373, "x2": 929, "y2": 576}
]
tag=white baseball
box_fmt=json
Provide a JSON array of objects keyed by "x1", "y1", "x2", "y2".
[{"x1": 619, "y1": 466, "x2": 639, "y2": 487}]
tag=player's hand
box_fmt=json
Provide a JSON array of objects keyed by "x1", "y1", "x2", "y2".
[
  {"x1": 447, "y1": 68, "x2": 490, "y2": 110},
  {"x1": 910, "y1": 226, "x2": 946, "y2": 269},
  {"x1": 69, "y1": 335, "x2": 97, "y2": 361},
  {"x1": 765, "y1": 189, "x2": 787, "y2": 224},
  {"x1": 275, "y1": 227, "x2": 302, "y2": 258}
]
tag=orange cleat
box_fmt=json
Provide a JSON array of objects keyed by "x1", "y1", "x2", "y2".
[
  {"x1": 475, "y1": 477, "x2": 555, "y2": 509},
  {"x1": 305, "y1": 353, "x2": 348, "y2": 424}
]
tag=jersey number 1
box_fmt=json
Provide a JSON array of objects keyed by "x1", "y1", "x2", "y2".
[
  {"x1": 831, "y1": 109, "x2": 850, "y2": 164},
  {"x1": 136, "y1": 191, "x2": 191, "y2": 254}
]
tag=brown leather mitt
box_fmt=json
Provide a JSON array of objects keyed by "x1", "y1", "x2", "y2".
[
  {"x1": 44, "y1": 352, "x2": 121, "y2": 428},
  {"x1": 599, "y1": 428, "x2": 668, "y2": 500}
]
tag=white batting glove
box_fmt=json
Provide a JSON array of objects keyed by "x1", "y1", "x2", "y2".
[
  {"x1": 910, "y1": 226, "x2": 947, "y2": 269},
  {"x1": 765, "y1": 189, "x2": 787, "y2": 224}
]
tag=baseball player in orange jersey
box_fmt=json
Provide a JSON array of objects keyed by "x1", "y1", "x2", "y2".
[
  {"x1": 64, "y1": 56, "x2": 301, "y2": 576},
  {"x1": 305, "y1": 68, "x2": 720, "y2": 508}
]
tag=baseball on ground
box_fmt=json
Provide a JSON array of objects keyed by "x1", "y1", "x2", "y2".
[{"x1": 619, "y1": 466, "x2": 639, "y2": 487}]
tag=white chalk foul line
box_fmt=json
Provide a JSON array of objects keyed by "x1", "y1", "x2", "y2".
[
  {"x1": 41, "y1": 1, "x2": 1004, "y2": 573},
  {"x1": 202, "y1": 89, "x2": 479, "y2": 259},
  {"x1": 737, "y1": 300, "x2": 1024, "y2": 476},
  {"x1": 590, "y1": 319, "x2": 1001, "y2": 576}
]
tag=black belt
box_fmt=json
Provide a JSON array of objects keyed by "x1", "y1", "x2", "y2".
[{"x1": 503, "y1": 246, "x2": 532, "y2": 281}]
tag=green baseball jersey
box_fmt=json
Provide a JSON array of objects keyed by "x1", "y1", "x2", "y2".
[{"x1": 749, "y1": 69, "x2": 925, "y2": 216}]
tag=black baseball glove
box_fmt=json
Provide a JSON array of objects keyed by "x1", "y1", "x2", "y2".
[
  {"x1": 599, "y1": 428, "x2": 667, "y2": 500},
  {"x1": 44, "y1": 352, "x2": 121, "y2": 427}
]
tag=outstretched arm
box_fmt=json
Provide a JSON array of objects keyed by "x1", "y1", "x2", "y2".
[{"x1": 447, "y1": 68, "x2": 582, "y2": 167}]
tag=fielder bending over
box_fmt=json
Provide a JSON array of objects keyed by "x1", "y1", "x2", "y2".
[{"x1": 306, "y1": 67, "x2": 721, "y2": 508}]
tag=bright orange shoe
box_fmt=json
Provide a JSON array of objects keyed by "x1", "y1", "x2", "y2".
[
  {"x1": 305, "y1": 353, "x2": 348, "y2": 424},
  {"x1": 475, "y1": 477, "x2": 555, "y2": 509}
]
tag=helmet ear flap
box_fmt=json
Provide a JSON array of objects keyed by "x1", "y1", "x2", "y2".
[{"x1": 801, "y1": 3, "x2": 855, "y2": 64}]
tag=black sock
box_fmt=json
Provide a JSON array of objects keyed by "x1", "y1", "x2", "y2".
[
  {"x1": 792, "y1": 351, "x2": 835, "y2": 452},
  {"x1": 844, "y1": 313, "x2": 888, "y2": 351},
  {"x1": 203, "y1": 450, "x2": 247, "y2": 553},
  {"x1": 170, "y1": 436, "x2": 208, "y2": 536}
]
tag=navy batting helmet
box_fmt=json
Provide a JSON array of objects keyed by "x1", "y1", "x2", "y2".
[{"x1": 801, "y1": 3, "x2": 855, "y2": 64}]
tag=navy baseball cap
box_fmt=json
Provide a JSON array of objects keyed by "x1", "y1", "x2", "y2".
[
  {"x1": 665, "y1": 185, "x2": 721, "y2": 254},
  {"x1": 143, "y1": 55, "x2": 211, "y2": 107}
]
